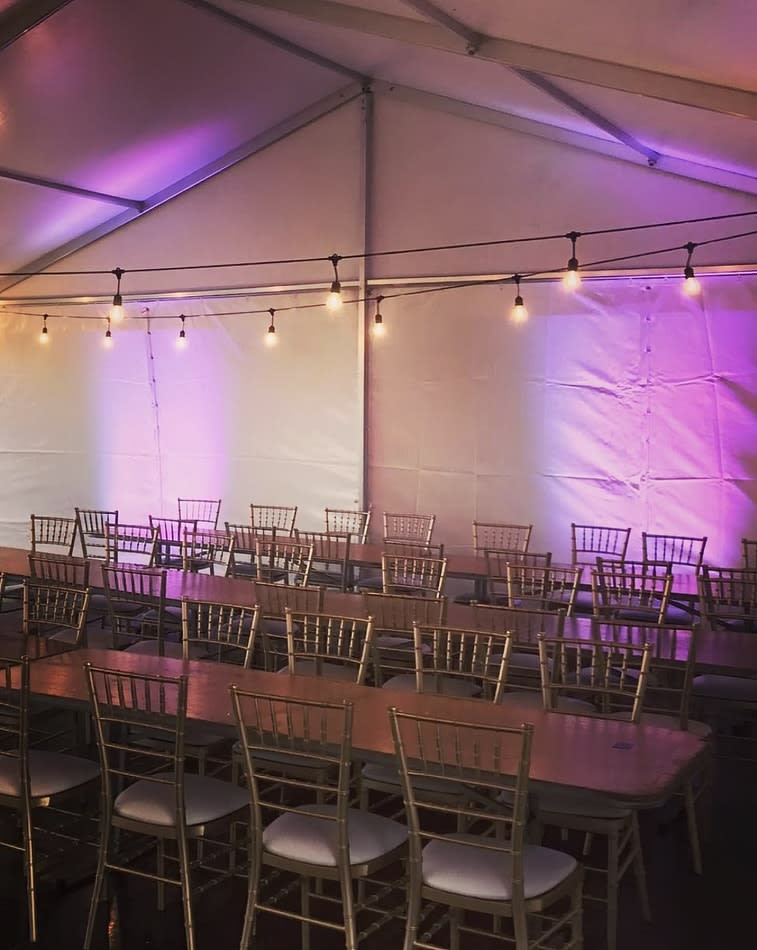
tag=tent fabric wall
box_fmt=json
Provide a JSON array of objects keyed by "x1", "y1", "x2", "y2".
[
  {"x1": 367, "y1": 276, "x2": 757, "y2": 564},
  {"x1": 1, "y1": 90, "x2": 755, "y2": 560},
  {"x1": 0, "y1": 299, "x2": 362, "y2": 547}
]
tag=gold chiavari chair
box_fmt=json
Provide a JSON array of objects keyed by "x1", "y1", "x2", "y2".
[
  {"x1": 181, "y1": 527, "x2": 235, "y2": 576},
  {"x1": 254, "y1": 581, "x2": 324, "y2": 671},
  {"x1": 148, "y1": 516, "x2": 197, "y2": 568},
  {"x1": 22, "y1": 578, "x2": 90, "y2": 646},
  {"x1": 592, "y1": 559, "x2": 673, "y2": 626},
  {"x1": 597, "y1": 618, "x2": 709, "y2": 875},
  {"x1": 0, "y1": 655, "x2": 100, "y2": 944},
  {"x1": 507, "y1": 563, "x2": 583, "y2": 616},
  {"x1": 255, "y1": 536, "x2": 313, "y2": 588},
  {"x1": 231, "y1": 691, "x2": 407, "y2": 950},
  {"x1": 390, "y1": 709, "x2": 583, "y2": 950},
  {"x1": 104, "y1": 523, "x2": 159, "y2": 566},
  {"x1": 325, "y1": 506, "x2": 371, "y2": 544},
  {"x1": 177, "y1": 497, "x2": 222, "y2": 529},
  {"x1": 101, "y1": 564, "x2": 177, "y2": 655},
  {"x1": 381, "y1": 551, "x2": 447, "y2": 598},
  {"x1": 484, "y1": 549, "x2": 553, "y2": 605},
  {"x1": 534, "y1": 634, "x2": 652, "y2": 950},
  {"x1": 28, "y1": 552, "x2": 90, "y2": 588},
  {"x1": 473, "y1": 520, "x2": 533, "y2": 554},
  {"x1": 471, "y1": 602, "x2": 566, "y2": 697},
  {"x1": 362, "y1": 591, "x2": 447, "y2": 685},
  {"x1": 83, "y1": 665, "x2": 248, "y2": 950},
  {"x1": 30, "y1": 514, "x2": 76, "y2": 555},
  {"x1": 570, "y1": 523, "x2": 631, "y2": 567},
  {"x1": 284, "y1": 609, "x2": 374, "y2": 684},
  {"x1": 642, "y1": 532, "x2": 707, "y2": 571},
  {"x1": 225, "y1": 522, "x2": 258, "y2": 578},
  {"x1": 295, "y1": 529, "x2": 352, "y2": 590},
  {"x1": 383, "y1": 511, "x2": 435, "y2": 544},
  {"x1": 250, "y1": 503, "x2": 297, "y2": 536},
  {"x1": 74, "y1": 508, "x2": 118, "y2": 560}
]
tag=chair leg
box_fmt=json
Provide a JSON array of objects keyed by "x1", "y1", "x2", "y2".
[
  {"x1": 450, "y1": 906, "x2": 461, "y2": 950},
  {"x1": 630, "y1": 813, "x2": 651, "y2": 921},
  {"x1": 157, "y1": 839, "x2": 165, "y2": 911},
  {"x1": 300, "y1": 877, "x2": 310, "y2": 950},
  {"x1": 404, "y1": 857, "x2": 422, "y2": 950},
  {"x1": 606, "y1": 828, "x2": 619, "y2": 950},
  {"x1": 177, "y1": 832, "x2": 196, "y2": 950},
  {"x1": 239, "y1": 833, "x2": 260, "y2": 949},
  {"x1": 84, "y1": 824, "x2": 110, "y2": 949},
  {"x1": 683, "y1": 780, "x2": 703, "y2": 875},
  {"x1": 21, "y1": 805, "x2": 37, "y2": 944}
]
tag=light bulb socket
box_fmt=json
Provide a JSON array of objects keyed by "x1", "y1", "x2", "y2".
[
  {"x1": 329, "y1": 278, "x2": 341, "y2": 295},
  {"x1": 514, "y1": 294, "x2": 524, "y2": 307},
  {"x1": 267, "y1": 323, "x2": 276, "y2": 334},
  {"x1": 567, "y1": 257, "x2": 579, "y2": 272},
  {"x1": 684, "y1": 264, "x2": 695, "y2": 280}
]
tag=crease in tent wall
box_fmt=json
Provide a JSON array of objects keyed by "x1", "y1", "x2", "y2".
[
  {"x1": 1, "y1": 93, "x2": 755, "y2": 561},
  {"x1": 367, "y1": 275, "x2": 757, "y2": 564}
]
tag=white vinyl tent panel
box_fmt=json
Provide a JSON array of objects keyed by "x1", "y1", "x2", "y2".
[
  {"x1": 367, "y1": 276, "x2": 757, "y2": 564},
  {"x1": 0, "y1": 299, "x2": 362, "y2": 546}
]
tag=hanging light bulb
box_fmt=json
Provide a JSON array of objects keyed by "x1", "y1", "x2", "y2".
[
  {"x1": 326, "y1": 254, "x2": 343, "y2": 311},
  {"x1": 39, "y1": 313, "x2": 50, "y2": 344},
  {"x1": 109, "y1": 267, "x2": 125, "y2": 321},
  {"x1": 562, "y1": 231, "x2": 581, "y2": 291},
  {"x1": 371, "y1": 295, "x2": 386, "y2": 337},
  {"x1": 103, "y1": 317, "x2": 114, "y2": 349},
  {"x1": 682, "y1": 242, "x2": 701, "y2": 296},
  {"x1": 265, "y1": 308, "x2": 278, "y2": 347},
  {"x1": 510, "y1": 276, "x2": 528, "y2": 324},
  {"x1": 176, "y1": 314, "x2": 188, "y2": 349}
]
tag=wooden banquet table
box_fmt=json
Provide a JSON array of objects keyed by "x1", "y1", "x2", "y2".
[
  {"x1": 24, "y1": 647, "x2": 707, "y2": 806},
  {"x1": 1, "y1": 545, "x2": 754, "y2": 675}
]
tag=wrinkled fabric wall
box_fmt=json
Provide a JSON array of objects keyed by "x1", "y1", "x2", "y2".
[
  {"x1": 0, "y1": 299, "x2": 361, "y2": 546},
  {"x1": 367, "y1": 275, "x2": 757, "y2": 563},
  {"x1": 1, "y1": 95, "x2": 755, "y2": 560}
]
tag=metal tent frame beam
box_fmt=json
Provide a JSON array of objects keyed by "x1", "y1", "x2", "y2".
[
  {"x1": 400, "y1": 0, "x2": 659, "y2": 164},
  {"x1": 241, "y1": 0, "x2": 757, "y2": 121},
  {"x1": 0, "y1": 0, "x2": 74, "y2": 52},
  {"x1": 374, "y1": 81, "x2": 757, "y2": 198},
  {"x1": 0, "y1": 82, "x2": 364, "y2": 294}
]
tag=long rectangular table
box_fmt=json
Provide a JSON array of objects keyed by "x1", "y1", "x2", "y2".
[
  {"x1": 26, "y1": 647, "x2": 707, "y2": 806},
  {"x1": 2, "y1": 545, "x2": 755, "y2": 675}
]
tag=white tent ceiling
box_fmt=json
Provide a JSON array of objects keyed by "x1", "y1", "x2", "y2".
[{"x1": 0, "y1": 0, "x2": 756, "y2": 302}]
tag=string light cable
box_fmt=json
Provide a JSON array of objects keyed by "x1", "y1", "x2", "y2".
[{"x1": 3, "y1": 223, "x2": 756, "y2": 329}]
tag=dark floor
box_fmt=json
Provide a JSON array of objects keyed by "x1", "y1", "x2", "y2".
[
  {"x1": 1, "y1": 749, "x2": 754, "y2": 950},
  {"x1": 1, "y1": 603, "x2": 755, "y2": 950}
]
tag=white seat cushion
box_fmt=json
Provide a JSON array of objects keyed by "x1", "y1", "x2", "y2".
[
  {"x1": 509, "y1": 651, "x2": 541, "y2": 671},
  {"x1": 115, "y1": 772, "x2": 248, "y2": 827},
  {"x1": 422, "y1": 834, "x2": 577, "y2": 900},
  {"x1": 0, "y1": 750, "x2": 99, "y2": 799},
  {"x1": 499, "y1": 691, "x2": 595, "y2": 715},
  {"x1": 382, "y1": 673, "x2": 481, "y2": 697},
  {"x1": 537, "y1": 786, "x2": 631, "y2": 820},
  {"x1": 263, "y1": 804, "x2": 407, "y2": 866},
  {"x1": 49, "y1": 626, "x2": 136, "y2": 649},
  {"x1": 692, "y1": 674, "x2": 757, "y2": 701},
  {"x1": 277, "y1": 659, "x2": 358, "y2": 681},
  {"x1": 375, "y1": 635, "x2": 413, "y2": 650},
  {"x1": 361, "y1": 762, "x2": 466, "y2": 797}
]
